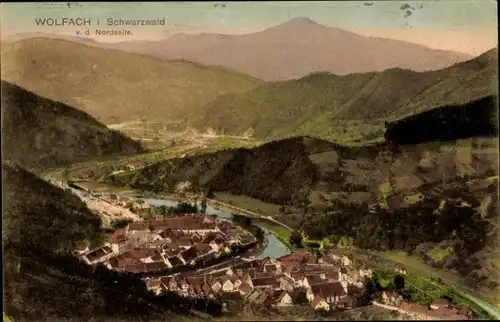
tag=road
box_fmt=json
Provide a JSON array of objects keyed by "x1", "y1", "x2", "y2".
[
  {"x1": 43, "y1": 170, "x2": 500, "y2": 318},
  {"x1": 205, "y1": 198, "x2": 294, "y2": 232},
  {"x1": 344, "y1": 248, "x2": 500, "y2": 319}
]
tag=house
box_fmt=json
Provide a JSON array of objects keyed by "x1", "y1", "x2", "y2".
[
  {"x1": 279, "y1": 251, "x2": 317, "y2": 265},
  {"x1": 210, "y1": 279, "x2": 222, "y2": 293},
  {"x1": 74, "y1": 241, "x2": 90, "y2": 255},
  {"x1": 161, "y1": 276, "x2": 179, "y2": 290},
  {"x1": 281, "y1": 263, "x2": 297, "y2": 276},
  {"x1": 254, "y1": 272, "x2": 275, "y2": 279},
  {"x1": 84, "y1": 246, "x2": 115, "y2": 264},
  {"x1": 136, "y1": 199, "x2": 150, "y2": 209},
  {"x1": 255, "y1": 292, "x2": 271, "y2": 306},
  {"x1": 311, "y1": 296, "x2": 330, "y2": 311},
  {"x1": 144, "y1": 261, "x2": 168, "y2": 272},
  {"x1": 290, "y1": 272, "x2": 306, "y2": 287},
  {"x1": 238, "y1": 282, "x2": 253, "y2": 296},
  {"x1": 264, "y1": 264, "x2": 280, "y2": 274},
  {"x1": 178, "y1": 279, "x2": 189, "y2": 292},
  {"x1": 275, "y1": 290, "x2": 293, "y2": 307},
  {"x1": 201, "y1": 282, "x2": 213, "y2": 297},
  {"x1": 125, "y1": 247, "x2": 156, "y2": 261},
  {"x1": 146, "y1": 278, "x2": 163, "y2": 295},
  {"x1": 347, "y1": 284, "x2": 363, "y2": 297},
  {"x1": 251, "y1": 277, "x2": 279, "y2": 289},
  {"x1": 358, "y1": 266, "x2": 373, "y2": 279},
  {"x1": 220, "y1": 276, "x2": 241, "y2": 292},
  {"x1": 202, "y1": 232, "x2": 224, "y2": 251},
  {"x1": 193, "y1": 243, "x2": 215, "y2": 259},
  {"x1": 239, "y1": 234, "x2": 256, "y2": 247},
  {"x1": 303, "y1": 274, "x2": 324, "y2": 288},
  {"x1": 278, "y1": 276, "x2": 295, "y2": 291},
  {"x1": 164, "y1": 244, "x2": 181, "y2": 257},
  {"x1": 339, "y1": 267, "x2": 349, "y2": 282},
  {"x1": 326, "y1": 270, "x2": 340, "y2": 282},
  {"x1": 247, "y1": 289, "x2": 262, "y2": 302},
  {"x1": 178, "y1": 236, "x2": 193, "y2": 249},
  {"x1": 167, "y1": 255, "x2": 185, "y2": 267},
  {"x1": 191, "y1": 233, "x2": 203, "y2": 243},
  {"x1": 381, "y1": 291, "x2": 403, "y2": 306},
  {"x1": 338, "y1": 295, "x2": 354, "y2": 309},
  {"x1": 241, "y1": 274, "x2": 254, "y2": 288},
  {"x1": 180, "y1": 247, "x2": 199, "y2": 265},
  {"x1": 307, "y1": 282, "x2": 347, "y2": 305},
  {"x1": 430, "y1": 298, "x2": 451, "y2": 310}
]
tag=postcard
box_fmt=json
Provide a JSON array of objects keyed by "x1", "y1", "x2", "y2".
[{"x1": 1, "y1": 1, "x2": 498, "y2": 321}]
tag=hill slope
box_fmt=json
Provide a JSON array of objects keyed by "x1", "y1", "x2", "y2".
[
  {"x1": 1, "y1": 81, "x2": 145, "y2": 171},
  {"x1": 186, "y1": 48, "x2": 498, "y2": 140},
  {"x1": 96, "y1": 17, "x2": 472, "y2": 81},
  {"x1": 385, "y1": 95, "x2": 499, "y2": 145},
  {"x1": 121, "y1": 132, "x2": 498, "y2": 301},
  {"x1": 2, "y1": 163, "x2": 204, "y2": 321},
  {"x1": 0, "y1": 38, "x2": 262, "y2": 124}
]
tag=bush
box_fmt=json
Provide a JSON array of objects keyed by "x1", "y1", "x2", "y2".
[{"x1": 289, "y1": 231, "x2": 303, "y2": 248}]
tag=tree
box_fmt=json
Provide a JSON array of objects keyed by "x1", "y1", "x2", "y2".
[
  {"x1": 289, "y1": 231, "x2": 303, "y2": 248},
  {"x1": 193, "y1": 196, "x2": 199, "y2": 210},
  {"x1": 201, "y1": 197, "x2": 207, "y2": 214},
  {"x1": 394, "y1": 275, "x2": 405, "y2": 290},
  {"x1": 255, "y1": 227, "x2": 265, "y2": 241},
  {"x1": 292, "y1": 289, "x2": 308, "y2": 305}
]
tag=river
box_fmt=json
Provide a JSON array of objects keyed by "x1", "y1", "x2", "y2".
[
  {"x1": 42, "y1": 174, "x2": 500, "y2": 317},
  {"x1": 145, "y1": 198, "x2": 291, "y2": 259},
  {"x1": 42, "y1": 175, "x2": 290, "y2": 259}
]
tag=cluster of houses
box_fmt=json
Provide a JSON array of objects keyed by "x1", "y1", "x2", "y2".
[
  {"x1": 75, "y1": 214, "x2": 257, "y2": 273},
  {"x1": 144, "y1": 249, "x2": 374, "y2": 312},
  {"x1": 94, "y1": 193, "x2": 151, "y2": 211},
  {"x1": 380, "y1": 291, "x2": 471, "y2": 320}
]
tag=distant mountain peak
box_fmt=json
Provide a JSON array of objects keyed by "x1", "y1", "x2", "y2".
[
  {"x1": 272, "y1": 16, "x2": 328, "y2": 30},
  {"x1": 285, "y1": 17, "x2": 319, "y2": 25}
]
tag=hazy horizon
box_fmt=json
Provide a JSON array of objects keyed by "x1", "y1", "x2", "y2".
[{"x1": 1, "y1": 1, "x2": 497, "y2": 56}]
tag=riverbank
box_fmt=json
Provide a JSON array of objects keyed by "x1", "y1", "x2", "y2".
[
  {"x1": 44, "y1": 175, "x2": 499, "y2": 318},
  {"x1": 70, "y1": 179, "x2": 296, "y2": 252}
]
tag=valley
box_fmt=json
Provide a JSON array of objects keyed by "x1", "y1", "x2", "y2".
[{"x1": 2, "y1": 4, "x2": 498, "y2": 321}]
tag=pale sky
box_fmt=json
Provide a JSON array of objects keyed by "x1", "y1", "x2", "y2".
[{"x1": 1, "y1": 1, "x2": 497, "y2": 55}]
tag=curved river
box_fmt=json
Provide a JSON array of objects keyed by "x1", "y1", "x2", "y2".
[
  {"x1": 144, "y1": 198, "x2": 291, "y2": 259},
  {"x1": 43, "y1": 174, "x2": 290, "y2": 259},
  {"x1": 43, "y1": 175, "x2": 500, "y2": 318}
]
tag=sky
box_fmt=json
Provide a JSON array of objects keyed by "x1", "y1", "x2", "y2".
[{"x1": 1, "y1": 1, "x2": 497, "y2": 56}]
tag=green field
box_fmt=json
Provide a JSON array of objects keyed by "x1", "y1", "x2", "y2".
[
  {"x1": 214, "y1": 192, "x2": 282, "y2": 216},
  {"x1": 375, "y1": 251, "x2": 500, "y2": 309}
]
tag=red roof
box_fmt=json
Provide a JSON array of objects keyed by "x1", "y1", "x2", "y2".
[
  {"x1": 251, "y1": 277, "x2": 279, "y2": 288},
  {"x1": 109, "y1": 229, "x2": 127, "y2": 244},
  {"x1": 128, "y1": 215, "x2": 218, "y2": 232},
  {"x1": 123, "y1": 247, "x2": 156, "y2": 259},
  {"x1": 311, "y1": 282, "x2": 346, "y2": 297},
  {"x1": 239, "y1": 282, "x2": 253, "y2": 294}
]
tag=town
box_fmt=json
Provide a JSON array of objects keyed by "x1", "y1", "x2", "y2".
[{"x1": 70, "y1": 190, "x2": 472, "y2": 319}]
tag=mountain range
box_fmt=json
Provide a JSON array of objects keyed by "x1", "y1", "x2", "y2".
[
  {"x1": 1, "y1": 38, "x2": 261, "y2": 124},
  {"x1": 186, "y1": 47, "x2": 498, "y2": 141},
  {"x1": 1, "y1": 36, "x2": 496, "y2": 144},
  {"x1": 4, "y1": 18, "x2": 473, "y2": 81}
]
